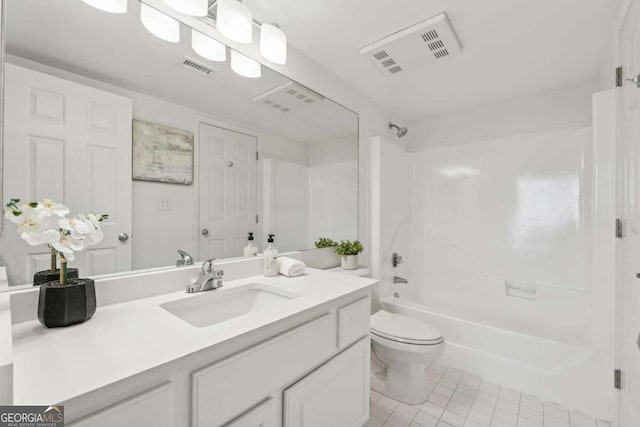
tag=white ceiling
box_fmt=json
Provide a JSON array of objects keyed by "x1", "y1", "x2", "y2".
[
  {"x1": 245, "y1": 0, "x2": 622, "y2": 121},
  {"x1": 5, "y1": 0, "x2": 358, "y2": 144}
]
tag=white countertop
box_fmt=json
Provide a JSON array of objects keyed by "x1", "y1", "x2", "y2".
[{"x1": 11, "y1": 269, "x2": 377, "y2": 405}]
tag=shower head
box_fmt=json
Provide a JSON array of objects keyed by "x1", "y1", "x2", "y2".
[{"x1": 389, "y1": 122, "x2": 408, "y2": 138}]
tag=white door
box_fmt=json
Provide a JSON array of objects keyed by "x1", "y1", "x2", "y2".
[
  {"x1": 1, "y1": 63, "x2": 133, "y2": 285},
  {"x1": 283, "y1": 338, "x2": 370, "y2": 427},
  {"x1": 198, "y1": 122, "x2": 257, "y2": 260},
  {"x1": 618, "y1": 1, "x2": 640, "y2": 425}
]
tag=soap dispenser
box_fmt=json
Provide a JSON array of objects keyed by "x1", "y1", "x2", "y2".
[
  {"x1": 263, "y1": 234, "x2": 278, "y2": 277},
  {"x1": 244, "y1": 232, "x2": 258, "y2": 257}
]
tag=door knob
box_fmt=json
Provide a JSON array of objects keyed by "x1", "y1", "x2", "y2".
[
  {"x1": 118, "y1": 233, "x2": 129, "y2": 242},
  {"x1": 627, "y1": 73, "x2": 640, "y2": 88},
  {"x1": 201, "y1": 229, "x2": 209, "y2": 237}
]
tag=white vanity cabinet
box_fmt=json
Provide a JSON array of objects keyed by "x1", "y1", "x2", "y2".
[
  {"x1": 192, "y1": 296, "x2": 372, "y2": 427},
  {"x1": 53, "y1": 292, "x2": 372, "y2": 427}
]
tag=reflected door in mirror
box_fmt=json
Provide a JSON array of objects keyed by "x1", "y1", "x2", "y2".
[
  {"x1": 198, "y1": 123, "x2": 257, "y2": 259},
  {"x1": 1, "y1": 64, "x2": 133, "y2": 285}
]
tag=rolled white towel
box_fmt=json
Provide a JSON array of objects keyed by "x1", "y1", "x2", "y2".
[{"x1": 278, "y1": 256, "x2": 306, "y2": 277}]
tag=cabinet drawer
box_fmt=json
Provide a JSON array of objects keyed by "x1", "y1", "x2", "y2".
[
  {"x1": 284, "y1": 337, "x2": 370, "y2": 427},
  {"x1": 224, "y1": 397, "x2": 276, "y2": 427},
  {"x1": 337, "y1": 296, "x2": 371, "y2": 349},
  {"x1": 68, "y1": 383, "x2": 174, "y2": 427},
  {"x1": 192, "y1": 313, "x2": 336, "y2": 426}
]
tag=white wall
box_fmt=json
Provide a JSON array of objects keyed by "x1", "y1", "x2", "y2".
[{"x1": 405, "y1": 81, "x2": 597, "y2": 151}]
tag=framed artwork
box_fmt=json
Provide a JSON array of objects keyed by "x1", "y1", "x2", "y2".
[{"x1": 132, "y1": 119, "x2": 194, "y2": 185}]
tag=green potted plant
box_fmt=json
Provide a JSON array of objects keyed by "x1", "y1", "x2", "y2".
[
  {"x1": 5, "y1": 198, "x2": 107, "y2": 328},
  {"x1": 311, "y1": 237, "x2": 341, "y2": 269},
  {"x1": 335, "y1": 240, "x2": 363, "y2": 270}
]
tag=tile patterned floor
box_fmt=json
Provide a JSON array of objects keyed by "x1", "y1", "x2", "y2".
[{"x1": 365, "y1": 366, "x2": 613, "y2": 427}]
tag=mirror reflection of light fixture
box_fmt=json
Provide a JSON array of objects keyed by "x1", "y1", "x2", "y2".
[
  {"x1": 260, "y1": 24, "x2": 287, "y2": 64},
  {"x1": 140, "y1": 4, "x2": 180, "y2": 43},
  {"x1": 81, "y1": 0, "x2": 127, "y2": 14},
  {"x1": 192, "y1": 29, "x2": 226, "y2": 62},
  {"x1": 163, "y1": 0, "x2": 208, "y2": 17},
  {"x1": 231, "y1": 50, "x2": 261, "y2": 78},
  {"x1": 217, "y1": 0, "x2": 253, "y2": 44}
]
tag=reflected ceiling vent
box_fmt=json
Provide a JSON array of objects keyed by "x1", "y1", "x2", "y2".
[
  {"x1": 360, "y1": 12, "x2": 462, "y2": 78},
  {"x1": 180, "y1": 56, "x2": 217, "y2": 77},
  {"x1": 252, "y1": 80, "x2": 324, "y2": 113}
]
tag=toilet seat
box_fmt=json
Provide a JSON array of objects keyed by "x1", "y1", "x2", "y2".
[{"x1": 371, "y1": 310, "x2": 444, "y2": 346}]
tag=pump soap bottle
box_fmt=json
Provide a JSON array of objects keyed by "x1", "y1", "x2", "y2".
[
  {"x1": 244, "y1": 232, "x2": 258, "y2": 257},
  {"x1": 263, "y1": 234, "x2": 278, "y2": 277}
]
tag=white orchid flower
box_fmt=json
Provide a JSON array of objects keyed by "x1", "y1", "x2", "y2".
[
  {"x1": 6, "y1": 198, "x2": 107, "y2": 264},
  {"x1": 33, "y1": 199, "x2": 70, "y2": 218}
]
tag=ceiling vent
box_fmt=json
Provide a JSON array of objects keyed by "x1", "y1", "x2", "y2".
[
  {"x1": 252, "y1": 80, "x2": 324, "y2": 113},
  {"x1": 180, "y1": 56, "x2": 217, "y2": 77},
  {"x1": 360, "y1": 13, "x2": 462, "y2": 77}
]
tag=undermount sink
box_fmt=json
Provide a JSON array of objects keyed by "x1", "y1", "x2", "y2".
[{"x1": 160, "y1": 283, "x2": 299, "y2": 328}]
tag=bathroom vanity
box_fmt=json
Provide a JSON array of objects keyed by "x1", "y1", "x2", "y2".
[{"x1": 5, "y1": 262, "x2": 376, "y2": 426}]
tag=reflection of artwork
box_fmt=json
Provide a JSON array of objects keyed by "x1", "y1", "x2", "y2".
[{"x1": 132, "y1": 120, "x2": 194, "y2": 185}]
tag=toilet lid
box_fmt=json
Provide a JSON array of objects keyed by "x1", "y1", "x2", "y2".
[{"x1": 371, "y1": 310, "x2": 443, "y2": 345}]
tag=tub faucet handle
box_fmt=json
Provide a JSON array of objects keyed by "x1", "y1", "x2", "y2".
[{"x1": 392, "y1": 252, "x2": 403, "y2": 268}]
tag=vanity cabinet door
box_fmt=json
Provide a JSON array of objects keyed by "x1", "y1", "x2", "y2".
[
  {"x1": 67, "y1": 383, "x2": 174, "y2": 427},
  {"x1": 283, "y1": 337, "x2": 370, "y2": 427},
  {"x1": 225, "y1": 397, "x2": 276, "y2": 427}
]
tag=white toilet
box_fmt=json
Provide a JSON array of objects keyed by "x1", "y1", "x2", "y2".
[{"x1": 370, "y1": 310, "x2": 445, "y2": 404}]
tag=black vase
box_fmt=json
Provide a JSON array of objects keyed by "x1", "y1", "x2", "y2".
[
  {"x1": 33, "y1": 268, "x2": 79, "y2": 286},
  {"x1": 37, "y1": 278, "x2": 97, "y2": 328}
]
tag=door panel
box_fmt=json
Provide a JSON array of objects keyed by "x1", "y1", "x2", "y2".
[
  {"x1": 198, "y1": 123, "x2": 257, "y2": 260},
  {"x1": 618, "y1": 1, "x2": 640, "y2": 425},
  {"x1": 2, "y1": 64, "x2": 133, "y2": 285}
]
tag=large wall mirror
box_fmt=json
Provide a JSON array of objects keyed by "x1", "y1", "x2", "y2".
[{"x1": 0, "y1": 0, "x2": 359, "y2": 286}]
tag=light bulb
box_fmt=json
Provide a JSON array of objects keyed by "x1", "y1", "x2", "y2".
[
  {"x1": 192, "y1": 30, "x2": 226, "y2": 62},
  {"x1": 140, "y1": 4, "x2": 180, "y2": 43},
  {"x1": 217, "y1": 0, "x2": 253, "y2": 44},
  {"x1": 231, "y1": 51, "x2": 261, "y2": 78},
  {"x1": 82, "y1": 0, "x2": 127, "y2": 14},
  {"x1": 163, "y1": 0, "x2": 208, "y2": 17},
  {"x1": 260, "y1": 24, "x2": 287, "y2": 64}
]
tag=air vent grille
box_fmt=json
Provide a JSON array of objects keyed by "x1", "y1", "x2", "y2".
[
  {"x1": 181, "y1": 57, "x2": 216, "y2": 76},
  {"x1": 360, "y1": 12, "x2": 462, "y2": 78},
  {"x1": 252, "y1": 80, "x2": 324, "y2": 113},
  {"x1": 421, "y1": 30, "x2": 439, "y2": 42}
]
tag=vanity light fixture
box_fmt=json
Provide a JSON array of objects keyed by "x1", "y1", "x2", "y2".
[
  {"x1": 163, "y1": 0, "x2": 208, "y2": 17},
  {"x1": 231, "y1": 50, "x2": 261, "y2": 78},
  {"x1": 81, "y1": 0, "x2": 127, "y2": 14},
  {"x1": 140, "y1": 3, "x2": 180, "y2": 43},
  {"x1": 192, "y1": 29, "x2": 227, "y2": 62},
  {"x1": 217, "y1": 0, "x2": 253, "y2": 44},
  {"x1": 260, "y1": 23, "x2": 287, "y2": 64}
]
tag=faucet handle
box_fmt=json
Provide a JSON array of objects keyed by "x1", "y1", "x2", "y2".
[
  {"x1": 201, "y1": 258, "x2": 217, "y2": 274},
  {"x1": 177, "y1": 249, "x2": 194, "y2": 267}
]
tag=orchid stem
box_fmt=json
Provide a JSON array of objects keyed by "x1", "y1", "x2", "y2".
[
  {"x1": 60, "y1": 256, "x2": 67, "y2": 286},
  {"x1": 50, "y1": 247, "x2": 57, "y2": 272}
]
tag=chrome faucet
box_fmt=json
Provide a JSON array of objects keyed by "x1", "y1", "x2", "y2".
[
  {"x1": 176, "y1": 249, "x2": 194, "y2": 267},
  {"x1": 187, "y1": 258, "x2": 224, "y2": 293},
  {"x1": 393, "y1": 276, "x2": 408, "y2": 284}
]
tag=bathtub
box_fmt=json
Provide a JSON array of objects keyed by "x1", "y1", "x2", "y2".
[{"x1": 380, "y1": 296, "x2": 613, "y2": 420}]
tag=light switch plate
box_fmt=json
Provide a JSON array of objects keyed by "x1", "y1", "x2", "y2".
[{"x1": 157, "y1": 196, "x2": 173, "y2": 211}]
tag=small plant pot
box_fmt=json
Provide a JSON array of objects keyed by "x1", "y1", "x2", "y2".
[
  {"x1": 309, "y1": 247, "x2": 341, "y2": 269},
  {"x1": 341, "y1": 255, "x2": 358, "y2": 270},
  {"x1": 37, "y1": 278, "x2": 97, "y2": 328},
  {"x1": 33, "y1": 268, "x2": 79, "y2": 286}
]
